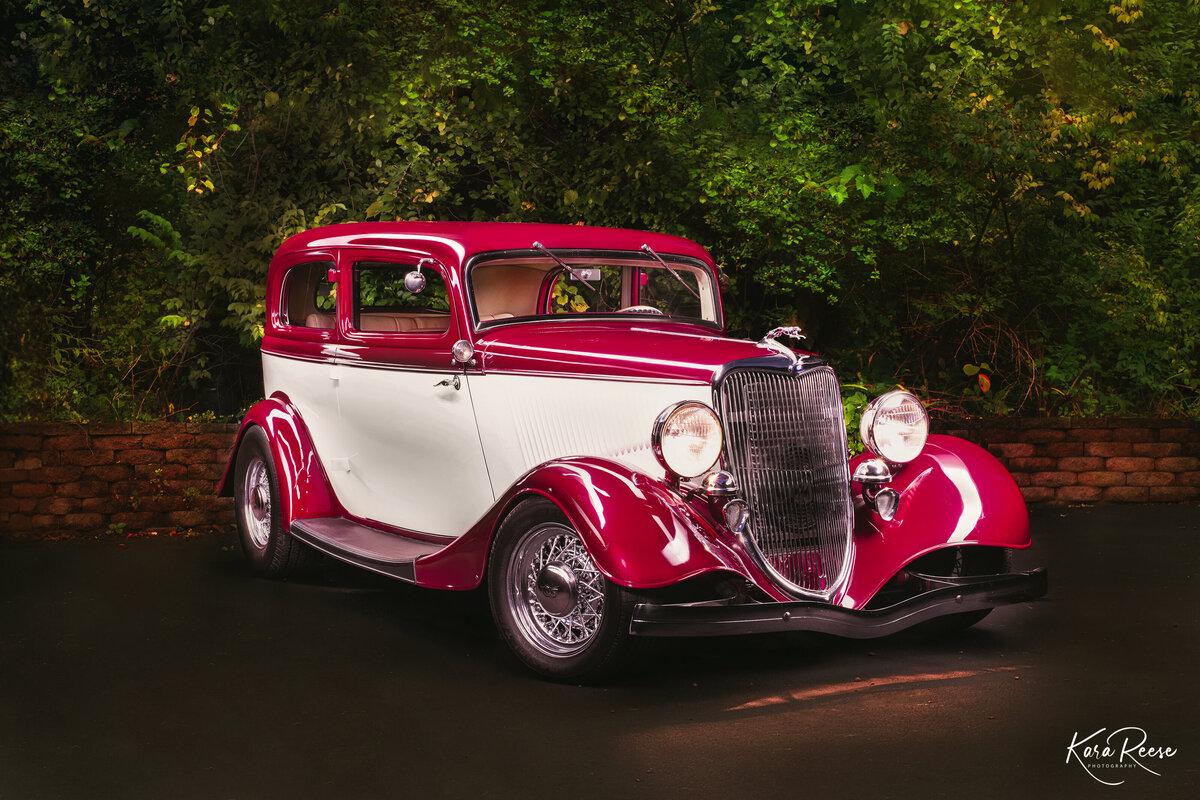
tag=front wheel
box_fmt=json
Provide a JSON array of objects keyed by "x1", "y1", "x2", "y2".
[{"x1": 488, "y1": 501, "x2": 637, "y2": 682}]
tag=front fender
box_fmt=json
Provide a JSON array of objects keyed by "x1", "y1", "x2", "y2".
[
  {"x1": 217, "y1": 393, "x2": 342, "y2": 527},
  {"x1": 840, "y1": 434, "x2": 1031, "y2": 608},
  {"x1": 414, "y1": 457, "x2": 754, "y2": 591}
]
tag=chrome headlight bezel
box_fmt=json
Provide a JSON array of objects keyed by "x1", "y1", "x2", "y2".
[
  {"x1": 859, "y1": 390, "x2": 929, "y2": 464},
  {"x1": 652, "y1": 401, "x2": 724, "y2": 479}
]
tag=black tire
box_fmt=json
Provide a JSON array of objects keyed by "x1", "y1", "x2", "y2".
[
  {"x1": 912, "y1": 546, "x2": 1009, "y2": 635},
  {"x1": 488, "y1": 500, "x2": 637, "y2": 682},
  {"x1": 917, "y1": 608, "x2": 992, "y2": 635},
  {"x1": 233, "y1": 426, "x2": 313, "y2": 578}
]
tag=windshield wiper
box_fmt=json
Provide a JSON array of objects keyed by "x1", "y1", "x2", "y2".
[
  {"x1": 640, "y1": 244, "x2": 701, "y2": 300},
  {"x1": 531, "y1": 242, "x2": 596, "y2": 291}
]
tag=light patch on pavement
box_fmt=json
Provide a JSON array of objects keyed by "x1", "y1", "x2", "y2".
[{"x1": 726, "y1": 666, "x2": 1028, "y2": 711}]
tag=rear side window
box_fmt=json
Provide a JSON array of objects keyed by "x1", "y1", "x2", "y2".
[
  {"x1": 352, "y1": 261, "x2": 452, "y2": 334},
  {"x1": 281, "y1": 261, "x2": 336, "y2": 329}
]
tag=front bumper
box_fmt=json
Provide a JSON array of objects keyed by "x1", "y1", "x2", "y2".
[{"x1": 629, "y1": 568, "x2": 1047, "y2": 638}]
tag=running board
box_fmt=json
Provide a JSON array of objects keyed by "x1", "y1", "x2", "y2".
[{"x1": 289, "y1": 517, "x2": 448, "y2": 583}]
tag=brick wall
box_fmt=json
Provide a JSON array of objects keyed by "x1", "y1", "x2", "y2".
[
  {"x1": 938, "y1": 417, "x2": 1200, "y2": 505},
  {"x1": 2, "y1": 418, "x2": 1198, "y2": 539},
  {"x1": 0, "y1": 422, "x2": 238, "y2": 540}
]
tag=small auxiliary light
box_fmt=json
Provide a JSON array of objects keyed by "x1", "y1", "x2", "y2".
[
  {"x1": 723, "y1": 499, "x2": 750, "y2": 533},
  {"x1": 872, "y1": 488, "x2": 900, "y2": 521}
]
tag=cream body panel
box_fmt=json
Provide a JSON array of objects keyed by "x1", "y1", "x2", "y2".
[
  {"x1": 262, "y1": 351, "x2": 342, "y2": 469},
  {"x1": 332, "y1": 363, "x2": 495, "y2": 536},
  {"x1": 467, "y1": 373, "x2": 713, "y2": 497}
]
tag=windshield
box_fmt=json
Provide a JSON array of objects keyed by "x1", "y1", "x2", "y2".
[{"x1": 468, "y1": 252, "x2": 721, "y2": 327}]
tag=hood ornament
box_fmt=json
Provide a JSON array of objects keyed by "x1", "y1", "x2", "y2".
[{"x1": 759, "y1": 326, "x2": 809, "y2": 371}]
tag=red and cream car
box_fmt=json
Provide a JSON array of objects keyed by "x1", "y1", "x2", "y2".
[{"x1": 220, "y1": 221, "x2": 1046, "y2": 681}]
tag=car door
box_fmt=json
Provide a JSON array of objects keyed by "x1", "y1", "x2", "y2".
[{"x1": 329, "y1": 250, "x2": 494, "y2": 536}]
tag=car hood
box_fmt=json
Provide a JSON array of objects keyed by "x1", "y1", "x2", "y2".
[{"x1": 475, "y1": 321, "x2": 804, "y2": 384}]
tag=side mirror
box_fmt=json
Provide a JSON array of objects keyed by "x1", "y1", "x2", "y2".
[
  {"x1": 326, "y1": 267, "x2": 340, "y2": 284},
  {"x1": 404, "y1": 268, "x2": 426, "y2": 293},
  {"x1": 405, "y1": 257, "x2": 437, "y2": 294}
]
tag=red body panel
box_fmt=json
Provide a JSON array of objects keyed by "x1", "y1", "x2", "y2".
[
  {"x1": 218, "y1": 394, "x2": 344, "y2": 526},
  {"x1": 839, "y1": 435, "x2": 1031, "y2": 608},
  {"x1": 475, "y1": 322, "x2": 775, "y2": 383},
  {"x1": 275, "y1": 221, "x2": 713, "y2": 266},
  {"x1": 414, "y1": 457, "x2": 758, "y2": 591}
]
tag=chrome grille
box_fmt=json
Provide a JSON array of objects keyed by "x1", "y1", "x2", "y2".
[{"x1": 717, "y1": 366, "x2": 853, "y2": 597}]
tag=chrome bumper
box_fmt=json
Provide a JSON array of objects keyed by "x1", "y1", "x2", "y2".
[{"x1": 629, "y1": 569, "x2": 1048, "y2": 638}]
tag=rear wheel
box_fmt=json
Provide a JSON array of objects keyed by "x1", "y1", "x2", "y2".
[
  {"x1": 488, "y1": 500, "x2": 637, "y2": 682},
  {"x1": 233, "y1": 426, "x2": 312, "y2": 577}
]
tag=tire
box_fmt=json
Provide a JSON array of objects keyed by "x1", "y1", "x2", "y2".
[
  {"x1": 918, "y1": 608, "x2": 992, "y2": 635},
  {"x1": 913, "y1": 546, "x2": 1009, "y2": 635},
  {"x1": 488, "y1": 500, "x2": 638, "y2": 682},
  {"x1": 233, "y1": 426, "x2": 313, "y2": 578}
]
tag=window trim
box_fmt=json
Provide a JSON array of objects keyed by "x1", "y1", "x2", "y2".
[
  {"x1": 342, "y1": 256, "x2": 458, "y2": 342},
  {"x1": 464, "y1": 248, "x2": 723, "y2": 332}
]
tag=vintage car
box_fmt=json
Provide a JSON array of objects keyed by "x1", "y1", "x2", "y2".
[{"x1": 219, "y1": 221, "x2": 1046, "y2": 681}]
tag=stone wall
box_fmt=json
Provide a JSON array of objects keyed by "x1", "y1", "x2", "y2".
[
  {"x1": 1, "y1": 418, "x2": 1198, "y2": 539},
  {"x1": 938, "y1": 417, "x2": 1200, "y2": 505},
  {"x1": 0, "y1": 422, "x2": 238, "y2": 540}
]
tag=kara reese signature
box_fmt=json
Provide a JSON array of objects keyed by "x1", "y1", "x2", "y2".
[{"x1": 1066, "y1": 727, "x2": 1178, "y2": 786}]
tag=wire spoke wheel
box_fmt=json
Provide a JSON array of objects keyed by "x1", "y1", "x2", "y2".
[
  {"x1": 507, "y1": 523, "x2": 605, "y2": 656},
  {"x1": 489, "y1": 501, "x2": 637, "y2": 682}
]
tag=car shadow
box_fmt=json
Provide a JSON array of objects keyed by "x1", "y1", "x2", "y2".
[{"x1": 211, "y1": 534, "x2": 1030, "y2": 693}]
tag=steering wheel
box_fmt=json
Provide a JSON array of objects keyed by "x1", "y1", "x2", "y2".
[{"x1": 617, "y1": 305, "x2": 663, "y2": 315}]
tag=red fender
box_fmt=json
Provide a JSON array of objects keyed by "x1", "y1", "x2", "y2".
[
  {"x1": 840, "y1": 434, "x2": 1031, "y2": 608},
  {"x1": 217, "y1": 393, "x2": 343, "y2": 527},
  {"x1": 414, "y1": 457, "x2": 756, "y2": 591}
]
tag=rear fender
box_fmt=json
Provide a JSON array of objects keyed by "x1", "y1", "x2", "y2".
[
  {"x1": 414, "y1": 457, "x2": 753, "y2": 591},
  {"x1": 217, "y1": 393, "x2": 342, "y2": 527},
  {"x1": 840, "y1": 434, "x2": 1031, "y2": 608}
]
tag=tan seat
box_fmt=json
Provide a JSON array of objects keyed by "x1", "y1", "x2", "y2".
[
  {"x1": 471, "y1": 264, "x2": 544, "y2": 318},
  {"x1": 408, "y1": 314, "x2": 451, "y2": 332},
  {"x1": 359, "y1": 314, "x2": 410, "y2": 332},
  {"x1": 305, "y1": 312, "x2": 335, "y2": 330},
  {"x1": 358, "y1": 312, "x2": 446, "y2": 333}
]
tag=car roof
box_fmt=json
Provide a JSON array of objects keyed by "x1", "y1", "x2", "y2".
[{"x1": 275, "y1": 221, "x2": 713, "y2": 266}]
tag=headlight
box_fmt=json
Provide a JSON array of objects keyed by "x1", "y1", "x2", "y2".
[
  {"x1": 652, "y1": 401, "x2": 723, "y2": 479},
  {"x1": 859, "y1": 390, "x2": 929, "y2": 463}
]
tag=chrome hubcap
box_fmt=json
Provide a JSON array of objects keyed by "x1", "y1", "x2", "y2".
[
  {"x1": 507, "y1": 523, "x2": 604, "y2": 657},
  {"x1": 534, "y1": 561, "x2": 578, "y2": 617},
  {"x1": 241, "y1": 458, "x2": 272, "y2": 550}
]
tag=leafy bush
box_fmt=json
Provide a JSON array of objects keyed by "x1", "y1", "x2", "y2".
[{"x1": 1, "y1": 0, "x2": 1196, "y2": 420}]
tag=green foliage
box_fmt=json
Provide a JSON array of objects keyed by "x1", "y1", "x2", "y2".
[{"x1": 1, "y1": 0, "x2": 1197, "y2": 420}]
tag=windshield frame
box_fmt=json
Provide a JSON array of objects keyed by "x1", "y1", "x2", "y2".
[{"x1": 464, "y1": 248, "x2": 724, "y2": 332}]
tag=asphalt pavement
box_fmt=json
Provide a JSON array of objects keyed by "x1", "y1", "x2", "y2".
[{"x1": 1, "y1": 505, "x2": 1197, "y2": 800}]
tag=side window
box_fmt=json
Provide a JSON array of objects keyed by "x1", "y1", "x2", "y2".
[
  {"x1": 282, "y1": 260, "x2": 336, "y2": 329},
  {"x1": 352, "y1": 261, "x2": 452, "y2": 334}
]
